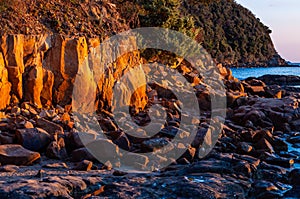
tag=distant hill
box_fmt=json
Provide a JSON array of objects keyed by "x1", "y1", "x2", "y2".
[
  {"x1": 0, "y1": 0, "x2": 287, "y2": 67},
  {"x1": 114, "y1": 0, "x2": 287, "y2": 67}
]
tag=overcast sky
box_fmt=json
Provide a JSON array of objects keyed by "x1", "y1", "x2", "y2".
[{"x1": 235, "y1": 0, "x2": 300, "y2": 62}]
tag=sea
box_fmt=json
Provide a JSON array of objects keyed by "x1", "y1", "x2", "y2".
[{"x1": 231, "y1": 65, "x2": 300, "y2": 80}]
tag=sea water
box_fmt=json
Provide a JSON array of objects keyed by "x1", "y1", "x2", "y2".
[{"x1": 231, "y1": 66, "x2": 300, "y2": 80}]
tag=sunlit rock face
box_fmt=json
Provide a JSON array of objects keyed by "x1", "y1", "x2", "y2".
[{"x1": 0, "y1": 34, "x2": 148, "y2": 112}]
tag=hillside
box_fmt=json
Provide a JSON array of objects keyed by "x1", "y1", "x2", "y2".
[
  {"x1": 183, "y1": 0, "x2": 287, "y2": 67},
  {"x1": 114, "y1": 0, "x2": 287, "y2": 67},
  {"x1": 0, "y1": 0, "x2": 287, "y2": 66},
  {"x1": 0, "y1": 0, "x2": 129, "y2": 38}
]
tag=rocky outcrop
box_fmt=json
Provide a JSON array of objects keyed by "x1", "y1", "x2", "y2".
[
  {"x1": 0, "y1": 34, "x2": 148, "y2": 112},
  {"x1": 255, "y1": 75, "x2": 300, "y2": 86},
  {"x1": 0, "y1": 51, "x2": 11, "y2": 110},
  {"x1": 0, "y1": 144, "x2": 40, "y2": 166}
]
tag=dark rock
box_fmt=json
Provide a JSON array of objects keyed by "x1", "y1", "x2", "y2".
[
  {"x1": 291, "y1": 119, "x2": 300, "y2": 131},
  {"x1": 176, "y1": 157, "x2": 190, "y2": 165},
  {"x1": 73, "y1": 160, "x2": 93, "y2": 171},
  {"x1": 112, "y1": 170, "x2": 128, "y2": 176},
  {"x1": 46, "y1": 137, "x2": 68, "y2": 160},
  {"x1": 0, "y1": 144, "x2": 40, "y2": 165},
  {"x1": 121, "y1": 153, "x2": 149, "y2": 169},
  {"x1": 255, "y1": 138, "x2": 274, "y2": 153},
  {"x1": 256, "y1": 162, "x2": 288, "y2": 182},
  {"x1": 252, "y1": 180, "x2": 278, "y2": 193},
  {"x1": 253, "y1": 129, "x2": 273, "y2": 143},
  {"x1": 16, "y1": 128, "x2": 52, "y2": 151},
  {"x1": 287, "y1": 136, "x2": 300, "y2": 144},
  {"x1": 180, "y1": 146, "x2": 196, "y2": 162},
  {"x1": 71, "y1": 147, "x2": 96, "y2": 162},
  {"x1": 0, "y1": 165, "x2": 19, "y2": 172},
  {"x1": 289, "y1": 169, "x2": 300, "y2": 185},
  {"x1": 113, "y1": 132, "x2": 130, "y2": 151},
  {"x1": 0, "y1": 133, "x2": 14, "y2": 144},
  {"x1": 66, "y1": 132, "x2": 97, "y2": 151},
  {"x1": 42, "y1": 162, "x2": 68, "y2": 169},
  {"x1": 142, "y1": 138, "x2": 173, "y2": 153},
  {"x1": 237, "y1": 142, "x2": 253, "y2": 153},
  {"x1": 36, "y1": 118, "x2": 64, "y2": 135},
  {"x1": 85, "y1": 139, "x2": 119, "y2": 161},
  {"x1": 265, "y1": 156, "x2": 294, "y2": 168}
]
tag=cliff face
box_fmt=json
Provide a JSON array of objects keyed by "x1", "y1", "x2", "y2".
[{"x1": 0, "y1": 34, "x2": 147, "y2": 111}]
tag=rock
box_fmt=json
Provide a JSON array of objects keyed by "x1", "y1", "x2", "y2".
[
  {"x1": 258, "y1": 74, "x2": 300, "y2": 86},
  {"x1": 0, "y1": 52, "x2": 11, "y2": 110},
  {"x1": 272, "y1": 138, "x2": 288, "y2": 152},
  {"x1": 265, "y1": 156, "x2": 294, "y2": 168},
  {"x1": 11, "y1": 107, "x2": 21, "y2": 115},
  {"x1": 0, "y1": 144, "x2": 40, "y2": 165},
  {"x1": 226, "y1": 91, "x2": 247, "y2": 106},
  {"x1": 0, "y1": 122, "x2": 8, "y2": 131},
  {"x1": 287, "y1": 136, "x2": 300, "y2": 144},
  {"x1": 85, "y1": 139, "x2": 119, "y2": 161},
  {"x1": 23, "y1": 59, "x2": 43, "y2": 108},
  {"x1": 264, "y1": 86, "x2": 282, "y2": 99},
  {"x1": 60, "y1": 112, "x2": 71, "y2": 124},
  {"x1": 255, "y1": 138, "x2": 274, "y2": 153},
  {"x1": 72, "y1": 160, "x2": 93, "y2": 171},
  {"x1": 237, "y1": 142, "x2": 253, "y2": 153},
  {"x1": 121, "y1": 153, "x2": 149, "y2": 169},
  {"x1": 289, "y1": 169, "x2": 300, "y2": 185},
  {"x1": 2, "y1": 35, "x2": 24, "y2": 100},
  {"x1": 252, "y1": 180, "x2": 278, "y2": 193},
  {"x1": 0, "y1": 34, "x2": 146, "y2": 113},
  {"x1": 43, "y1": 162, "x2": 68, "y2": 169},
  {"x1": 291, "y1": 119, "x2": 300, "y2": 131},
  {"x1": 180, "y1": 146, "x2": 196, "y2": 162},
  {"x1": 113, "y1": 132, "x2": 130, "y2": 151},
  {"x1": 0, "y1": 133, "x2": 14, "y2": 144},
  {"x1": 40, "y1": 69, "x2": 54, "y2": 106},
  {"x1": 46, "y1": 138, "x2": 68, "y2": 160},
  {"x1": 23, "y1": 121, "x2": 34, "y2": 129},
  {"x1": 71, "y1": 147, "x2": 96, "y2": 162},
  {"x1": 0, "y1": 165, "x2": 19, "y2": 172},
  {"x1": 36, "y1": 118, "x2": 64, "y2": 135},
  {"x1": 67, "y1": 131, "x2": 97, "y2": 151},
  {"x1": 244, "y1": 110, "x2": 267, "y2": 126},
  {"x1": 16, "y1": 128, "x2": 52, "y2": 151},
  {"x1": 142, "y1": 138, "x2": 173, "y2": 152},
  {"x1": 253, "y1": 130, "x2": 273, "y2": 143}
]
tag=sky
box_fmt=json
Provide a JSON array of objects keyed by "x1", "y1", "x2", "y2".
[{"x1": 235, "y1": 0, "x2": 300, "y2": 62}]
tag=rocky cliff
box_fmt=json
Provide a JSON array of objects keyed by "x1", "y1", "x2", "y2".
[{"x1": 0, "y1": 34, "x2": 147, "y2": 111}]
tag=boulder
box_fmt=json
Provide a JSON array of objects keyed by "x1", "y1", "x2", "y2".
[
  {"x1": 36, "y1": 118, "x2": 64, "y2": 135},
  {"x1": 0, "y1": 144, "x2": 40, "y2": 165},
  {"x1": 72, "y1": 160, "x2": 93, "y2": 171},
  {"x1": 289, "y1": 169, "x2": 300, "y2": 185},
  {"x1": 71, "y1": 147, "x2": 96, "y2": 162},
  {"x1": 255, "y1": 138, "x2": 274, "y2": 153},
  {"x1": 46, "y1": 138, "x2": 68, "y2": 160},
  {"x1": 16, "y1": 128, "x2": 52, "y2": 151}
]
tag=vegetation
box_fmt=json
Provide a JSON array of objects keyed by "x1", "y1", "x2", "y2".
[
  {"x1": 114, "y1": 0, "x2": 286, "y2": 66},
  {"x1": 0, "y1": 0, "x2": 286, "y2": 66}
]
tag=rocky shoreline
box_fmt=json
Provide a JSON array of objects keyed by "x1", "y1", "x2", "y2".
[{"x1": 0, "y1": 57, "x2": 299, "y2": 198}]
